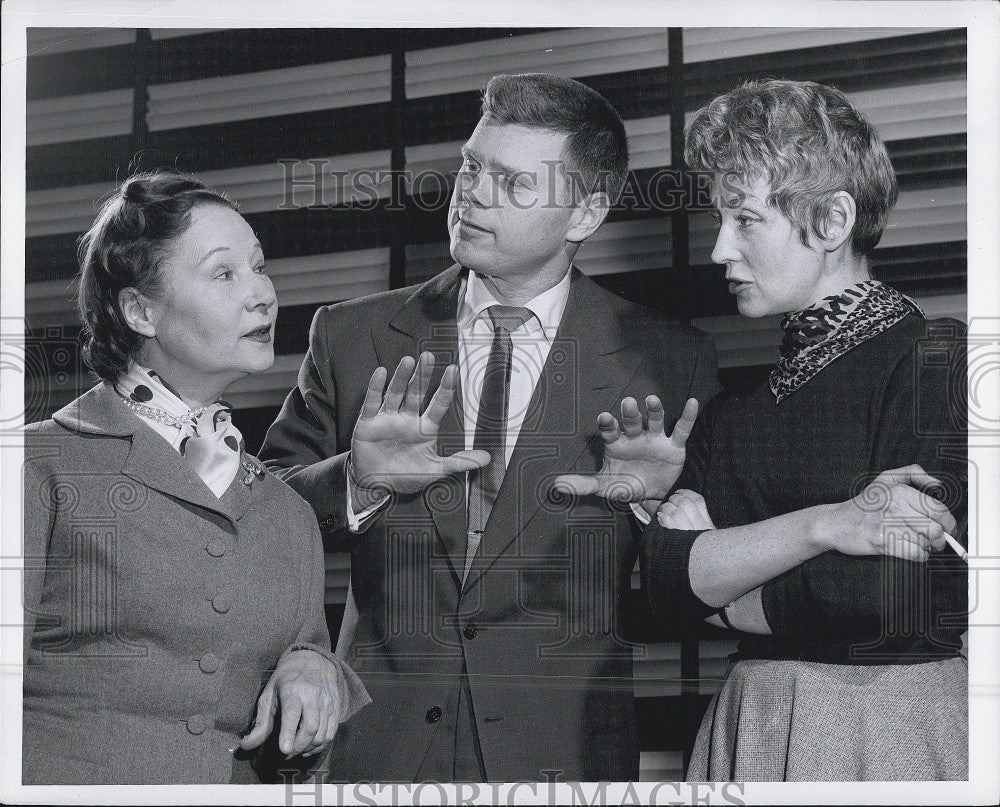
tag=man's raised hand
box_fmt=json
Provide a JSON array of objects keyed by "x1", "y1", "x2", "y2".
[
  {"x1": 553, "y1": 396, "x2": 698, "y2": 503},
  {"x1": 350, "y1": 352, "x2": 489, "y2": 495}
]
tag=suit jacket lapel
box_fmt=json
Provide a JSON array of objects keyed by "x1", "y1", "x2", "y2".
[
  {"x1": 380, "y1": 265, "x2": 468, "y2": 585},
  {"x1": 464, "y1": 269, "x2": 646, "y2": 591},
  {"x1": 54, "y1": 384, "x2": 246, "y2": 526}
]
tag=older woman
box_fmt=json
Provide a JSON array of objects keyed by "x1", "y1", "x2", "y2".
[
  {"x1": 558, "y1": 80, "x2": 967, "y2": 780},
  {"x1": 22, "y1": 171, "x2": 370, "y2": 784}
]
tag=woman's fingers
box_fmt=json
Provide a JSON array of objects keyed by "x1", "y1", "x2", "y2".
[
  {"x1": 238, "y1": 681, "x2": 276, "y2": 750},
  {"x1": 672, "y1": 488, "x2": 713, "y2": 528},
  {"x1": 290, "y1": 699, "x2": 322, "y2": 757},
  {"x1": 657, "y1": 500, "x2": 690, "y2": 529},
  {"x1": 278, "y1": 693, "x2": 306, "y2": 755},
  {"x1": 891, "y1": 483, "x2": 957, "y2": 544},
  {"x1": 881, "y1": 532, "x2": 930, "y2": 563},
  {"x1": 301, "y1": 707, "x2": 331, "y2": 757},
  {"x1": 876, "y1": 463, "x2": 941, "y2": 492}
]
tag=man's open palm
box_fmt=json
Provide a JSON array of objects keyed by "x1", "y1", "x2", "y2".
[
  {"x1": 553, "y1": 396, "x2": 698, "y2": 502},
  {"x1": 351, "y1": 352, "x2": 489, "y2": 495}
]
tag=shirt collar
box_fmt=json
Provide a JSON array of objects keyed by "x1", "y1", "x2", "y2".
[{"x1": 457, "y1": 268, "x2": 573, "y2": 342}]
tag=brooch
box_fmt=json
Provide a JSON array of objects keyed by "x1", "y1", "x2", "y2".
[{"x1": 241, "y1": 457, "x2": 266, "y2": 486}]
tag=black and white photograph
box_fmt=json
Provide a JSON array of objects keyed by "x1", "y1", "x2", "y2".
[{"x1": 2, "y1": 1, "x2": 998, "y2": 804}]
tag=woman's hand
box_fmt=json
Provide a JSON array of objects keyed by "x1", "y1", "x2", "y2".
[
  {"x1": 816, "y1": 464, "x2": 956, "y2": 562},
  {"x1": 657, "y1": 489, "x2": 715, "y2": 530},
  {"x1": 553, "y1": 396, "x2": 699, "y2": 502},
  {"x1": 240, "y1": 649, "x2": 346, "y2": 758}
]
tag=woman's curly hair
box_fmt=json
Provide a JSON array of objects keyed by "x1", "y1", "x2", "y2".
[{"x1": 685, "y1": 79, "x2": 898, "y2": 257}]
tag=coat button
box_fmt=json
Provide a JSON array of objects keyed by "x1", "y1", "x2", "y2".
[
  {"x1": 199, "y1": 653, "x2": 221, "y2": 674},
  {"x1": 206, "y1": 540, "x2": 225, "y2": 557},
  {"x1": 463, "y1": 624, "x2": 478, "y2": 640},
  {"x1": 211, "y1": 594, "x2": 232, "y2": 614},
  {"x1": 425, "y1": 706, "x2": 443, "y2": 724},
  {"x1": 186, "y1": 714, "x2": 207, "y2": 735}
]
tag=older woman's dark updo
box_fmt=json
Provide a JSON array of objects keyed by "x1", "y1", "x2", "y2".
[{"x1": 77, "y1": 170, "x2": 237, "y2": 383}]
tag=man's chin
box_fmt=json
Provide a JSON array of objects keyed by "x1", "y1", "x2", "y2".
[{"x1": 449, "y1": 240, "x2": 487, "y2": 271}]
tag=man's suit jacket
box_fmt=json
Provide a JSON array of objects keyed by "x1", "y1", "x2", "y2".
[{"x1": 260, "y1": 264, "x2": 719, "y2": 781}]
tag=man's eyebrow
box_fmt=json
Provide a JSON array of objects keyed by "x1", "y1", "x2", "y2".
[{"x1": 460, "y1": 145, "x2": 526, "y2": 179}]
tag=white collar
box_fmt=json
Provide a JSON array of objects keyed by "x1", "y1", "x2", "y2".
[{"x1": 457, "y1": 268, "x2": 572, "y2": 341}]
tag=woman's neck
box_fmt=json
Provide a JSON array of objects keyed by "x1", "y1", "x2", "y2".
[
  {"x1": 132, "y1": 362, "x2": 230, "y2": 410},
  {"x1": 806, "y1": 252, "x2": 872, "y2": 308}
]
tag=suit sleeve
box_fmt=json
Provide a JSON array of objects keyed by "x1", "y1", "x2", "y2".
[
  {"x1": 761, "y1": 322, "x2": 968, "y2": 645},
  {"x1": 279, "y1": 514, "x2": 371, "y2": 721},
  {"x1": 687, "y1": 331, "x2": 723, "y2": 409},
  {"x1": 259, "y1": 307, "x2": 357, "y2": 550}
]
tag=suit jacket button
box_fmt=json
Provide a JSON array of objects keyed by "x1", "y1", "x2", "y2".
[
  {"x1": 211, "y1": 594, "x2": 232, "y2": 614},
  {"x1": 199, "y1": 652, "x2": 221, "y2": 673},
  {"x1": 206, "y1": 540, "x2": 225, "y2": 557},
  {"x1": 187, "y1": 714, "x2": 207, "y2": 735},
  {"x1": 463, "y1": 624, "x2": 478, "y2": 640},
  {"x1": 425, "y1": 706, "x2": 443, "y2": 724}
]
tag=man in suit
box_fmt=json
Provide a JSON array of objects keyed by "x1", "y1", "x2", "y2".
[{"x1": 260, "y1": 73, "x2": 719, "y2": 782}]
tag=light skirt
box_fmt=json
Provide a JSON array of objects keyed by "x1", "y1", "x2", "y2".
[{"x1": 687, "y1": 655, "x2": 968, "y2": 781}]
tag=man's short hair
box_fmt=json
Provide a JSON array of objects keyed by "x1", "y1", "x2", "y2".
[
  {"x1": 685, "y1": 79, "x2": 898, "y2": 257},
  {"x1": 481, "y1": 73, "x2": 629, "y2": 203}
]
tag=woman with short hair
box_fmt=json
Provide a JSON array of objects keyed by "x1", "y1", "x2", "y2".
[{"x1": 561, "y1": 79, "x2": 968, "y2": 781}]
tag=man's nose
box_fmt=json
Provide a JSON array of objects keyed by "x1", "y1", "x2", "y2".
[{"x1": 458, "y1": 169, "x2": 489, "y2": 208}]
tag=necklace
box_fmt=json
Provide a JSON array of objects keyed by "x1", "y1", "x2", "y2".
[{"x1": 121, "y1": 396, "x2": 211, "y2": 428}]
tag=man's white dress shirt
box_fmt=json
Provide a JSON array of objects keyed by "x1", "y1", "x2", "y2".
[{"x1": 347, "y1": 269, "x2": 572, "y2": 557}]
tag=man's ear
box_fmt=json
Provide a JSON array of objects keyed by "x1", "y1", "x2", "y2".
[
  {"x1": 566, "y1": 191, "x2": 612, "y2": 243},
  {"x1": 819, "y1": 191, "x2": 857, "y2": 252},
  {"x1": 118, "y1": 287, "x2": 158, "y2": 338}
]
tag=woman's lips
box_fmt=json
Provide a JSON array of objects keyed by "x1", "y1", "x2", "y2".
[
  {"x1": 728, "y1": 281, "x2": 751, "y2": 294},
  {"x1": 241, "y1": 325, "x2": 273, "y2": 342}
]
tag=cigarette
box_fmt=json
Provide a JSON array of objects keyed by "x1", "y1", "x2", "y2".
[{"x1": 943, "y1": 532, "x2": 968, "y2": 563}]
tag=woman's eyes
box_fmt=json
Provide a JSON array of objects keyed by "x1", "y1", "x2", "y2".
[
  {"x1": 710, "y1": 211, "x2": 759, "y2": 229},
  {"x1": 213, "y1": 263, "x2": 267, "y2": 280}
]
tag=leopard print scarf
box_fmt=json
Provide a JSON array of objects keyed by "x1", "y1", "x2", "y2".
[{"x1": 769, "y1": 280, "x2": 922, "y2": 402}]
